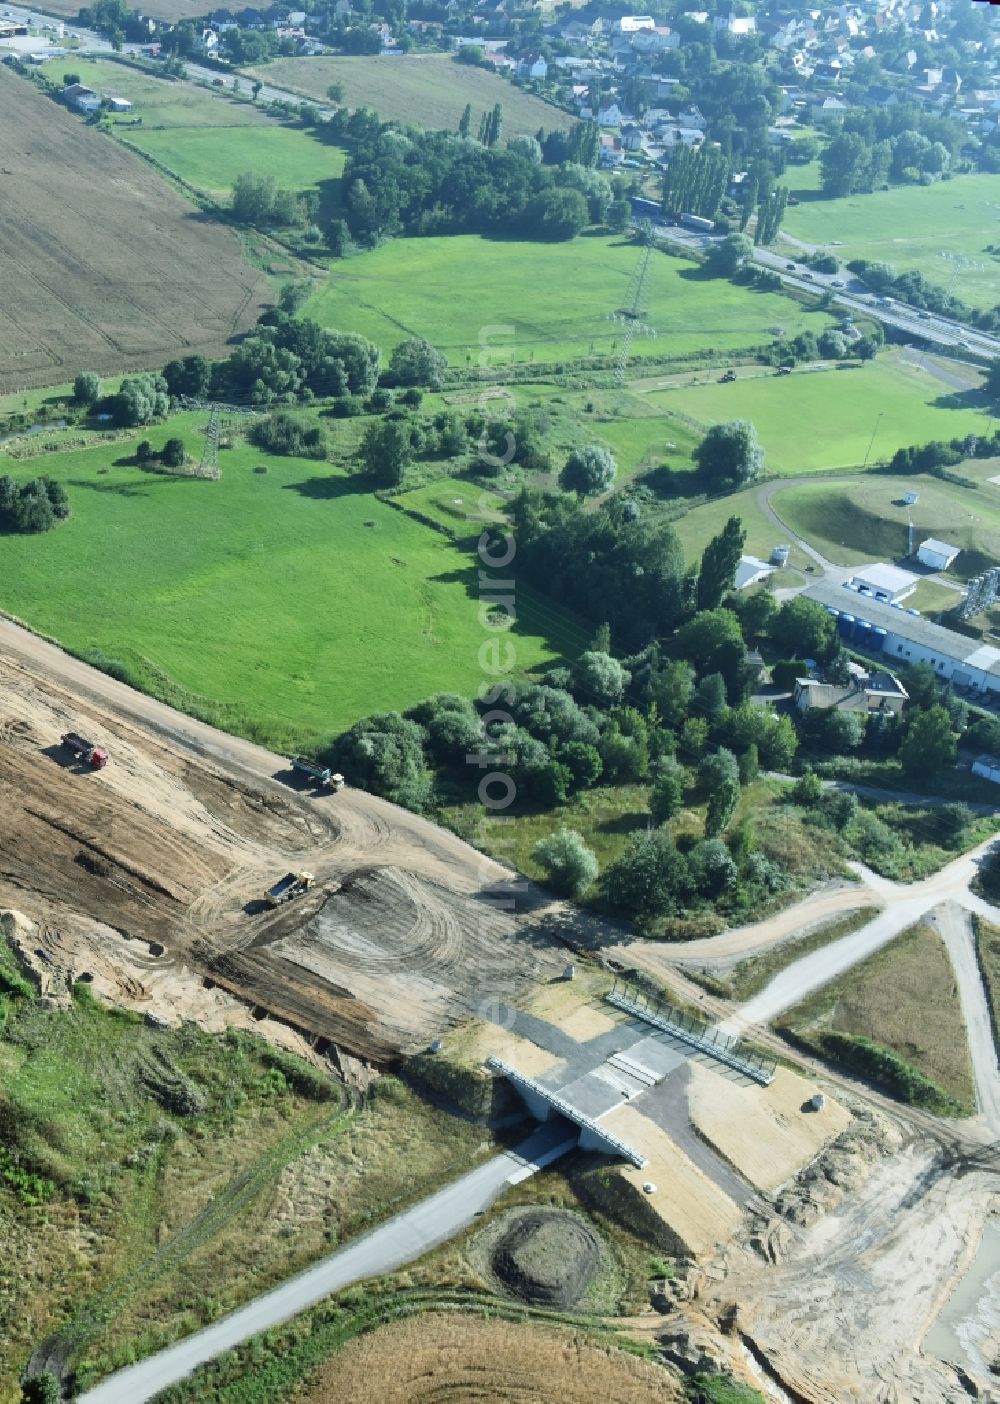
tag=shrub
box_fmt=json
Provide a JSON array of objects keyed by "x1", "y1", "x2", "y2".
[{"x1": 532, "y1": 828, "x2": 599, "y2": 898}]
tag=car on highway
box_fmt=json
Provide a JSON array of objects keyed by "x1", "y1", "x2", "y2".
[
  {"x1": 786, "y1": 262, "x2": 796, "y2": 271},
  {"x1": 800, "y1": 271, "x2": 813, "y2": 279},
  {"x1": 830, "y1": 279, "x2": 846, "y2": 288}
]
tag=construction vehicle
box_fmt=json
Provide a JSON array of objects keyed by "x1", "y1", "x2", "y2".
[
  {"x1": 265, "y1": 871, "x2": 315, "y2": 907},
  {"x1": 290, "y1": 756, "x2": 344, "y2": 791},
  {"x1": 61, "y1": 732, "x2": 109, "y2": 770},
  {"x1": 719, "y1": 369, "x2": 736, "y2": 383}
]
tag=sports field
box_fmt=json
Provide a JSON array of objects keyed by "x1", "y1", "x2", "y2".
[
  {"x1": 0, "y1": 422, "x2": 579, "y2": 747},
  {"x1": 247, "y1": 53, "x2": 573, "y2": 136},
  {"x1": 773, "y1": 474, "x2": 1000, "y2": 579},
  {"x1": 305, "y1": 235, "x2": 837, "y2": 364},
  {"x1": 62, "y1": 60, "x2": 345, "y2": 197},
  {"x1": 782, "y1": 173, "x2": 1000, "y2": 310},
  {"x1": 651, "y1": 353, "x2": 988, "y2": 474}
]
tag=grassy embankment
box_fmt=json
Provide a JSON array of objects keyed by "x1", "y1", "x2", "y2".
[{"x1": 775, "y1": 919, "x2": 977, "y2": 1115}]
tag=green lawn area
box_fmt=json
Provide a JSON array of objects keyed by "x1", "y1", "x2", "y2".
[
  {"x1": 781, "y1": 172, "x2": 1000, "y2": 310},
  {"x1": 670, "y1": 481, "x2": 814, "y2": 574},
  {"x1": 126, "y1": 125, "x2": 345, "y2": 198},
  {"x1": 773, "y1": 471, "x2": 1000, "y2": 579},
  {"x1": 247, "y1": 53, "x2": 573, "y2": 137},
  {"x1": 305, "y1": 235, "x2": 836, "y2": 365},
  {"x1": 0, "y1": 420, "x2": 579, "y2": 749},
  {"x1": 651, "y1": 352, "x2": 989, "y2": 474},
  {"x1": 61, "y1": 59, "x2": 344, "y2": 197}
]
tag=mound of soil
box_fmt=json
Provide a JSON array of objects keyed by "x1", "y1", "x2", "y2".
[{"x1": 490, "y1": 1209, "x2": 604, "y2": 1308}]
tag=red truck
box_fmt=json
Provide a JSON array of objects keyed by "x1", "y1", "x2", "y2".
[{"x1": 61, "y1": 732, "x2": 109, "y2": 770}]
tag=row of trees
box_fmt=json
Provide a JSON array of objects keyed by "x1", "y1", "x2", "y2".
[
  {"x1": 661, "y1": 145, "x2": 731, "y2": 222},
  {"x1": 332, "y1": 112, "x2": 611, "y2": 247}
]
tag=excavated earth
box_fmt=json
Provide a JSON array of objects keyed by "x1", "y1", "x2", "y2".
[
  {"x1": 0, "y1": 638, "x2": 565, "y2": 1062},
  {"x1": 487, "y1": 1209, "x2": 607, "y2": 1309}
]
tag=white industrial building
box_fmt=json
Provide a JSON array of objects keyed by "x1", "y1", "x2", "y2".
[
  {"x1": 844, "y1": 563, "x2": 920, "y2": 605},
  {"x1": 972, "y1": 755, "x2": 1000, "y2": 785},
  {"x1": 805, "y1": 580, "x2": 1000, "y2": 696},
  {"x1": 917, "y1": 538, "x2": 961, "y2": 572},
  {"x1": 734, "y1": 554, "x2": 774, "y2": 590}
]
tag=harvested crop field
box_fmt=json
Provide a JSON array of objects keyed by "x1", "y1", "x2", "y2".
[
  {"x1": 0, "y1": 624, "x2": 565, "y2": 1062},
  {"x1": 248, "y1": 54, "x2": 572, "y2": 136},
  {"x1": 296, "y1": 1313, "x2": 681, "y2": 1403},
  {"x1": 0, "y1": 68, "x2": 270, "y2": 391}
]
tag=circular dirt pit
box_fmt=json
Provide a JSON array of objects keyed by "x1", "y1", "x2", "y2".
[{"x1": 488, "y1": 1209, "x2": 606, "y2": 1309}]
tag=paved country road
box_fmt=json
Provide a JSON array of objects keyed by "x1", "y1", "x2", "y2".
[{"x1": 77, "y1": 1122, "x2": 575, "y2": 1404}]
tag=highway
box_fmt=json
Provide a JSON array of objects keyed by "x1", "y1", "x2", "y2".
[
  {"x1": 636, "y1": 209, "x2": 1000, "y2": 361},
  {"x1": 77, "y1": 1121, "x2": 576, "y2": 1404}
]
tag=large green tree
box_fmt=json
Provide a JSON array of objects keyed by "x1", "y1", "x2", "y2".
[
  {"x1": 360, "y1": 419, "x2": 412, "y2": 485},
  {"x1": 697, "y1": 515, "x2": 746, "y2": 611},
  {"x1": 560, "y1": 444, "x2": 617, "y2": 499},
  {"x1": 899, "y1": 705, "x2": 957, "y2": 778},
  {"x1": 694, "y1": 420, "x2": 763, "y2": 491}
]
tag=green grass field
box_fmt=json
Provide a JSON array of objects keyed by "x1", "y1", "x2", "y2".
[
  {"x1": 0, "y1": 420, "x2": 579, "y2": 747},
  {"x1": 306, "y1": 235, "x2": 836, "y2": 365},
  {"x1": 61, "y1": 59, "x2": 344, "y2": 197},
  {"x1": 652, "y1": 353, "x2": 989, "y2": 474},
  {"x1": 247, "y1": 53, "x2": 573, "y2": 136},
  {"x1": 773, "y1": 472, "x2": 1000, "y2": 579},
  {"x1": 670, "y1": 481, "x2": 813, "y2": 574},
  {"x1": 782, "y1": 172, "x2": 1000, "y2": 310}
]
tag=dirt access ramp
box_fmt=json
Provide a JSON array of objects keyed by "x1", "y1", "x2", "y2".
[{"x1": 0, "y1": 636, "x2": 565, "y2": 1059}]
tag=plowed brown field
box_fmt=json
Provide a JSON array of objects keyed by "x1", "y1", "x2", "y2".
[{"x1": 0, "y1": 68, "x2": 270, "y2": 391}]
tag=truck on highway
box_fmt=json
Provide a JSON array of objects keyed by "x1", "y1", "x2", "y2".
[
  {"x1": 61, "y1": 732, "x2": 109, "y2": 769},
  {"x1": 265, "y1": 871, "x2": 315, "y2": 907},
  {"x1": 290, "y1": 756, "x2": 344, "y2": 791},
  {"x1": 679, "y1": 212, "x2": 714, "y2": 232}
]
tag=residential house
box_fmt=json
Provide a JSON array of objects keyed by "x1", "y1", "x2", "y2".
[
  {"x1": 793, "y1": 669, "x2": 909, "y2": 715},
  {"x1": 597, "y1": 101, "x2": 624, "y2": 126},
  {"x1": 812, "y1": 94, "x2": 850, "y2": 118},
  {"x1": 712, "y1": 13, "x2": 756, "y2": 35},
  {"x1": 620, "y1": 122, "x2": 643, "y2": 150},
  {"x1": 196, "y1": 27, "x2": 220, "y2": 53},
  {"x1": 676, "y1": 103, "x2": 706, "y2": 129},
  {"x1": 631, "y1": 25, "x2": 679, "y2": 52},
  {"x1": 107, "y1": 96, "x2": 133, "y2": 111},
  {"x1": 617, "y1": 15, "x2": 655, "y2": 33},
  {"x1": 599, "y1": 134, "x2": 624, "y2": 166},
  {"x1": 516, "y1": 53, "x2": 548, "y2": 79},
  {"x1": 660, "y1": 125, "x2": 705, "y2": 148}
]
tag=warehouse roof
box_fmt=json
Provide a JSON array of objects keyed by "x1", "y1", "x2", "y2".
[
  {"x1": 804, "y1": 580, "x2": 1000, "y2": 678},
  {"x1": 848, "y1": 562, "x2": 919, "y2": 595}
]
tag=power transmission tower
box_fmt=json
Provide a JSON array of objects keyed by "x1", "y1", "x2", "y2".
[
  {"x1": 199, "y1": 406, "x2": 221, "y2": 478},
  {"x1": 615, "y1": 223, "x2": 656, "y2": 383}
]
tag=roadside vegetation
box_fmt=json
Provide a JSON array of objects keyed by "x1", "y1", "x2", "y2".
[
  {"x1": 973, "y1": 917, "x2": 1000, "y2": 1056},
  {"x1": 775, "y1": 920, "x2": 977, "y2": 1115},
  {"x1": 690, "y1": 909, "x2": 877, "y2": 1002}
]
